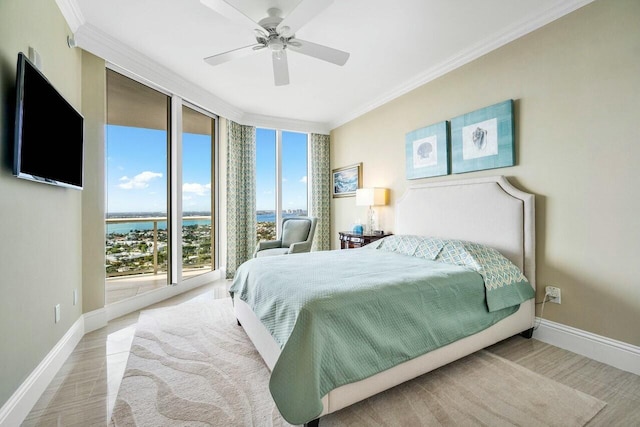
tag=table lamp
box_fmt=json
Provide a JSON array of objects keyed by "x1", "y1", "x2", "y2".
[{"x1": 356, "y1": 187, "x2": 389, "y2": 234}]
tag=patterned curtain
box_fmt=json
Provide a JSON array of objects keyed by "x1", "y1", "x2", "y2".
[
  {"x1": 310, "y1": 133, "x2": 331, "y2": 251},
  {"x1": 226, "y1": 121, "x2": 256, "y2": 279}
]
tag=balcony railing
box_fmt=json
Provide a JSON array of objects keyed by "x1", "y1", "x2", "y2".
[{"x1": 106, "y1": 216, "x2": 212, "y2": 278}]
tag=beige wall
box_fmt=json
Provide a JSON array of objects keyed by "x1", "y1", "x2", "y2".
[
  {"x1": 331, "y1": 0, "x2": 640, "y2": 346},
  {"x1": 81, "y1": 52, "x2": 107, "y2": 312},
  {"x1": 0, "y1": 0, "x2": 84, "y2": 407}
]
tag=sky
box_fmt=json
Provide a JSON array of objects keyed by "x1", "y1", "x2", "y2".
[
  {"x1": 106, "y1": 125, "x2": 308, "y2": 213},
  {"x1": 256, "y1": 128, "x2": 308, "y2": 212}
]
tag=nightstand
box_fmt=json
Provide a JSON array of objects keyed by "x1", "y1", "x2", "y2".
[{"x1": 338, "y1": 231, "x2": 392, "y2": 249}]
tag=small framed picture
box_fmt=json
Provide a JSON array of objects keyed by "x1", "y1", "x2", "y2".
[
  {"x1": 405, "y1": 121, "x2": 449, "y2": 179},
  {"x1": 332, "y1": 162, "x2": 362, "y2": 198},
  {"x1": 451, "y1": 99, "x2": 515, "y2": 174}
]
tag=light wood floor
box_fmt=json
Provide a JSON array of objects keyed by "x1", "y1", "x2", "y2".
[{"x1": 23, "y1": 280, "x2": 640, "y2": 426}]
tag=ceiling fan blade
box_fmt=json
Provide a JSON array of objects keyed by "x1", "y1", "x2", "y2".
[
  {"x1": 276, "y1": 0, "x2": 333, "y2": 35},
  {"x1": 288, "y1": 39, "x2": 349, "y2": 66},
  {"x1": 272, "y1": 50, "x2": 290, "y2": 86},
  {"x1": 204, "y1": 44, "x2": 263, "y2": 66},
  {"x1": 200, "y1": 0, "x2": 265, "y2": 35}
]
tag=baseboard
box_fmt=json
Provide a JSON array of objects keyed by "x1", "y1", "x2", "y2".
[
  {"x1": 5, "y1": 295, "x2": 635, "y2": 427},
  {"x1": 106, "y1": 269, "x2": 223, "y2": 322},
  {"x1": 88, "y1": 270, "x2": 224, "y2": 330},
  {"x1": 533, "y1": 318, "x2": 640, "y2": 376},
  {"x1": 0, "y1": 316, "x2": 85, "y2": 427},
  {"x1": 0, "y1": 271, "x2": 222, "y2": 426},
  {"x1": 83, "y1": 307, "x2": 108, "y2": 333}
]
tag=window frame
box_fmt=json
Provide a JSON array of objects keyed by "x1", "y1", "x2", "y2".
[
  {"x1": 257, "y1": 127, "x2": 311, "y2": 238},
  {"x1": 105, "y1": 63, "x2": 220, "y2": 295}
]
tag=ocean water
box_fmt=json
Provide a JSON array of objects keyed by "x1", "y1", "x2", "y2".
[
  {"x1": 106, "y1": 213, "x2": 302, "y2": 234},
  {"x1": 106, "y1": 219, "x2": 211, "y2": 234},
  {"x1": 257, "y1": 213, "x2": 303, "y2": 223},
  {"x1": 257, "y1": 213, "x2": 275, "y2": 223}
]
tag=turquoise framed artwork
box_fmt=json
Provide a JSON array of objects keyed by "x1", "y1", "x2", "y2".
[
  {"x1": 405, "y1": 120, "x2": 449, "y2": 179},
  {"x1": 451, "y1": 99, "x2": 515, "y2": 174}
]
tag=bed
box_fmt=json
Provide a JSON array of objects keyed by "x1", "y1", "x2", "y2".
[{"x1": 229, "y1": 175, "x2": 536, "y2": 426}]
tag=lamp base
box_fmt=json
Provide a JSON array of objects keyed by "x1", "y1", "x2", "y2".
[{"x1": 367, "y1": 206, "x2": 375, "y2": 235}]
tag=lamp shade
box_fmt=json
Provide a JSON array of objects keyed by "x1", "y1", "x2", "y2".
[{"x1": 356, "y1": 187, "x2": 389, "y2": 206}]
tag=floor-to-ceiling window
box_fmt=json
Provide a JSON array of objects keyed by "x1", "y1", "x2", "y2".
[
  {"x1": 255, "y1": 128, "x2": 309, "y2": 242},
  {"x1": 105, "y1": 69, "x2": 218, "y2": 304},
  {"x1": 105, "y1": 69, "x2": 170, "y2": 304},
  {"x1": 181, "y1": 105, "x2": 215, "y2": 280},
  {"x1": 282, "y1": 130, "x2": 308, "y2": 218},
  {"x1": 256, "y1": 128, "x2": 277, "y2": 241}
]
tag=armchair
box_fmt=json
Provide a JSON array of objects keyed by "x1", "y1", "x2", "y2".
[{"x1": 253, "y1": 216, "x2": 318, "y2": 258}]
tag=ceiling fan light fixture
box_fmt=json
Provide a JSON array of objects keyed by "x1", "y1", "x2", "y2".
[
  {"x1": 269, "y1": 39, "x2": 285, "y2": 52},
  {"x1": 279, "y1": 25, "x2": 292, "y2": 38}
]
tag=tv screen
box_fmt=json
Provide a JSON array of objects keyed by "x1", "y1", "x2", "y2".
[{"x1": 13, "y1": 52, "x2": 84, "y2": 190}]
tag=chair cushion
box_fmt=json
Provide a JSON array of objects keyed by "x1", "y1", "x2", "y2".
[
  {"x1": 281, "y1": 219, "x2": 311, "y2": 248},
  {"x1": 255, "y1": 247, "x2": 291, "y2": 257}
]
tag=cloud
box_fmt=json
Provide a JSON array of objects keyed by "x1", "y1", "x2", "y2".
[
  {"x1": 299, "y1": 176, "x2": 307, "y2": 183},
  {"x1": 118, "y1": 171, "x2": 163, "y2": 189},
  {"x1": 183, "y1": 182, "x2": 211, "y2": 196}
]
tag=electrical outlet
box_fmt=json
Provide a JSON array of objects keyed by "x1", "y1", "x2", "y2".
[
  {"x1": 545, "y1": 286, "x2": 561, "y2": 304},
  {"x1": 55, "y1": 304, "x2": 61, "y2": 323},
  {"x1": 73, "y1": 289, "x2": 78, "y2": 306}
]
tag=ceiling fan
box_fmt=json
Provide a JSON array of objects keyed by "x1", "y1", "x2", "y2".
[{"x1": 200, "y1": 0, "x2": 350, "y2": 86}]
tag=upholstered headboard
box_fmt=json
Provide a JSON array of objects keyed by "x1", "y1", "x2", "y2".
[{"x1": 395, "y1": 176, "x2": 535, "y2": 288}]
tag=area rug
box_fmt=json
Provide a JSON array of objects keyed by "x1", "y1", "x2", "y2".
[{"x1": 109, "y1": 298, "x2": 606, "y2": 426}]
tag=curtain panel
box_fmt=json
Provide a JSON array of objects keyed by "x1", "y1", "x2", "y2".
[
  {"x1": 310, "y1": 133, "x2": 331, "y2": 251},
  {"x1": 226, "y1": 121, "x2": 256, "y2": 279}
]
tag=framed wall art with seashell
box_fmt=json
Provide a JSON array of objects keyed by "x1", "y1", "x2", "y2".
[
  {"x1": 451, "y1": 99, "x2": 515, "y2": 174},
  {"x1": 405, "y1": 120, "x2": 450, "y2": 179}
]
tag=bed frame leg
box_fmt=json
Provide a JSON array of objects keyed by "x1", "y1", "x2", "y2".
[
  {"x1": 304, "y1": 419, "x2": 319, "y2": 427},
  {"x1": 520, "y1": 327, "x2": 534, "y2": 339}
]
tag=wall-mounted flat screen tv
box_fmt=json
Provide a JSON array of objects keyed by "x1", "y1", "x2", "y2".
[{"x1": 13, "y1": 52, "x2": 84, "y2": 190}]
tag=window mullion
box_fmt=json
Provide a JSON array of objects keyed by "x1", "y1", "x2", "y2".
[
  {"x1": 276, "y1": 129, "x2": 283, "y2": 237},
  {"x1": 306, "y1": 133, "x2": 312, "y2": 218},
  {"x1": 169, "y1": 95, "x2": 182, "y2": 285}
]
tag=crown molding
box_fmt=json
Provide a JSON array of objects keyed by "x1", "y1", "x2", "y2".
[
  {"x1": 73, "y1": 23, "x2": 246, "y2": 123},
  {"x1": 241, "y1": 112, "x2": 330, "y2": 135},
  {"x1": 57, "y1": 1, "x2": 329, "y2": 134},
  {"x1": 59, "y1": 0, "x2": 594, "y2": 133},
  {"x1": 328, "y1": 0, "x2": 597, "y2": 130},
  {"x1": 55, "y1": 0, "x2": 85, "y2": 32},
  {"x1": 72, "y1": 23, "x2": 328, "y2": 133}
]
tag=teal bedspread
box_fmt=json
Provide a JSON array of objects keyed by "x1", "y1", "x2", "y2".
[{"x1": 229, "y1": 241, "x2": 534, "y2": 425}]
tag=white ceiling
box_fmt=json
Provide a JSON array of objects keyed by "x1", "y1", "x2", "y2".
[{"x1": 60, "y1": 0, "x2": 593, "y2": 132}]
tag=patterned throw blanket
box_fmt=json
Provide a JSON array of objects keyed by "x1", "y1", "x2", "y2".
[
  {"x1": 229, "y1": 237, "x2": 534, "y2": 424},
  {"x1": 371, "y1": 235, "x2": 534, "y2": 312}
]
